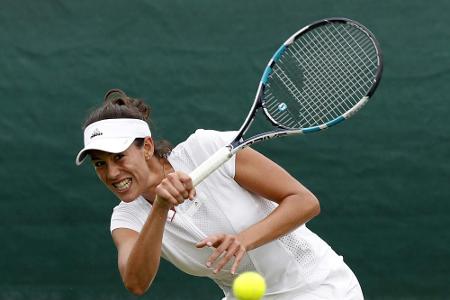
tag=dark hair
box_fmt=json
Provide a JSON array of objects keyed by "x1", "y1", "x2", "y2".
[{"x1": 83, "y1": 89, "x2": 173, "y2": 158}]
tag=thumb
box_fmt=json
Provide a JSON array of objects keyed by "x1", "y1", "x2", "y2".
[{"x1": 195, "y1": 238, "x2": 213, "y2": 248}]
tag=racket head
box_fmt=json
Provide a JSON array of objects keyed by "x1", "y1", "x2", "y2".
[{"x1": 259, "y1": 18, "x2": 383, "y2": 132}]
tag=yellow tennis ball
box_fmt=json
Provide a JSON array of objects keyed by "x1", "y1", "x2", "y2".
[{"x1": 232, "y1": 271, "x2": 266, "y2": 300}]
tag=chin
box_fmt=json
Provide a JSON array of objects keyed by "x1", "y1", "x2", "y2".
[
  {"x1": 119, "y1": 197, "x2": 137, "y2": 203},
  {"x1": 117, "y1": 193, "x2": 140, "y2": 203},
  {"x1": 110, "y1": 187, "x2": 140, "y2": 203}
]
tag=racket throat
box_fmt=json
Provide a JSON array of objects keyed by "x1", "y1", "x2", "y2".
[{"x1": 236, "y1": 91, "x2": 264, "y2": 141}]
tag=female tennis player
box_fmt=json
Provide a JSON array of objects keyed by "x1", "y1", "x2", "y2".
[{"x1": 76, "y1": 89, "x2": 363, "y2": 299}]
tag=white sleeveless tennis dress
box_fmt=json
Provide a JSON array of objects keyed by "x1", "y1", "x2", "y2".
[{"x1": 110, "y1": 129, "x2": 363, "y2": 299}]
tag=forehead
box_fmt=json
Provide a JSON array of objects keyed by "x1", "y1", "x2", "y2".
[
  {"x1": 88, "y1": 150, "x2": 114, "y2": 160},
  {"x1": 88, "y1": 143, "x2": 140, "y2": 160}
]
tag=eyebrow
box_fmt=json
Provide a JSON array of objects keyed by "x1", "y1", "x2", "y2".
[
  {"x1": 90, "y1": 152, "x2": 122, "y2": 161},
  {"x1": 89, "y1": 154, "x2": 102, "y2": 161}
]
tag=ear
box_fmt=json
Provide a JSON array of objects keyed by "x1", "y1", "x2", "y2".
[{"x1": 143, "y1": 136, "x2": 154, "y2": 160}]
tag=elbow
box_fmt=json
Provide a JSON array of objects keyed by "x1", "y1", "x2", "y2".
[
  {"x1": 125, "y1": 282, "x2": 149, "y2": 296},
  {"x1": 123, "y1": 274, "x2": 153, "y2": 296},
  {"x1": 306, "y1": 193, "x2": 320, "y2": 218},
  {"x1": 120, "y1": 259, "x2": 158, "y2": 296},
  {"x1": 312, "y1": 195, "x2": 321, "y2": 217}
]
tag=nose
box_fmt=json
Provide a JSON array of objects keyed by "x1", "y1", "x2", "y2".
[{"x1": 106, "y1": 162, "x2": 120, "y2": 180}]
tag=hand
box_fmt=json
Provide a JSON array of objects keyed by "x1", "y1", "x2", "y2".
[
  {"x1": 154, "y1": 171, "x2": 196, "y2": 208},
  {"x1": 195, "y1": 234, "x2": 247, "y2": 275}
]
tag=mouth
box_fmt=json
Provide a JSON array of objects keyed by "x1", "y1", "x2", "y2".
[{"x1": 112, "y1": 178, "x2": 132, "y2": 192}]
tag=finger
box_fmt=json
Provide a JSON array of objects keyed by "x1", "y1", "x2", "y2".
[
  {"x1": 207, "y1": 236, "x2": 231, "y2": 268},
  {"x1": 158, "y1": 182, "x2": 184, "y2": 204},
  {"x1": 195, "y1": 237, "x2": 215, "y2": 248},
  {"x1": 178, "y1": 173, "x2": 196, "y2": 200},
  {"x1": 166, "y1": 184, "x2": 185, "y2": 204},
  {"x1": 166, "y1": 174, "x2": 190, "y2": 200},
  {"x1": 178, "y1": 172, "x2": 194, "y2": 188},
  {"x1": 155, "y1": 186, "x2": 178, "y2": 207},
  {"x1": 230, "y1": 248, "x2": 246, "y2": 275},
  {"x1": 188, "y1": 189, "x2": 196, "y2": 200},
  {"x1": 214, "y1": 242, "x2": 241, "y2": 274},
  {"x1": 196, "y1": 234, "x2": 221, "y2": 248}
]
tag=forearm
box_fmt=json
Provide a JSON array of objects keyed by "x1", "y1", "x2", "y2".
[
  {"x1": 238, "y1": 193, "x2": 319, "y2": 251},
  {"x1": 122, "y1": 199, "x2": 170, "y2": 295}
]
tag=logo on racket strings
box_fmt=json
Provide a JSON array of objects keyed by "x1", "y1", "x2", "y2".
[{"x1": 278, "y1": 103, "x2": 288, "y2": 112}]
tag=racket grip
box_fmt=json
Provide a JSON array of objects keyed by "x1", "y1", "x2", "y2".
[{"x1": 189, "y1": 146, "x2": 233, "y2": 186}]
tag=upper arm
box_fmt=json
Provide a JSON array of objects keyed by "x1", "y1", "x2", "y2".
[
  {"x1": 112, "y1": 228, "x2": 139, "y2": 280},
  {"x1": 234, "y1": 147, "x2": 317, "y2": 205}
]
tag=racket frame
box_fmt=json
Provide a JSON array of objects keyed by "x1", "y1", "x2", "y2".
[{"x1": 191, "y1": 17, "x2": 383, "y2": 186}]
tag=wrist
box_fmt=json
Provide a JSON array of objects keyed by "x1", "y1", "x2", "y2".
[
  {"x1": 237, "y1": 232, "x2": 254, "y2": 252},
  {"x1": 153, "y1": 196, "x2": 172, "y2": 211}
]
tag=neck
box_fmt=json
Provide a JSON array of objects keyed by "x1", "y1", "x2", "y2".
[{"x1": 160, "y1": 157, "x2": 174, "y2": 177}]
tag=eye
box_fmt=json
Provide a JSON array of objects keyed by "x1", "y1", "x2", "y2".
[
  {"x1": 94, "y1": 161, "x2": 105, "y2": 168},
  {"x1": 114, "y1": 153, "x2": 124, "y2": 160},
  {"x1": 93, "y1": 161, "x2": 105, "y2": 168}
]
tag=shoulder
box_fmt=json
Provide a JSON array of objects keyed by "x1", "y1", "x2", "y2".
[
  {"x1": 110, "y1": 197, "x2": 150, "y2": 233},
  {"x1": 112, "y1": 197, "x2": 149, "y2": 214},
  {"x1": 180, "y1": 129, "x2": 237, "y2": 154},
  {"x1": 169, "y1": 129, "x2": 238, "y2": 177}
]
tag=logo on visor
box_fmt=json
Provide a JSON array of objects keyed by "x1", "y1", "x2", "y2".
[{"x1": 90, "y1": 128, "x2": 103, "y2": 139}]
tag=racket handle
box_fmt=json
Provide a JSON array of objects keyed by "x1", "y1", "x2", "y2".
[{"x1": 189, "y1": 146, "x2": 233, "y2": 186}]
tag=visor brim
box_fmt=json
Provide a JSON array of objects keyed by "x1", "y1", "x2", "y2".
[{"x1": 75, "y1": 137, "x2": 135, "y2": 165}]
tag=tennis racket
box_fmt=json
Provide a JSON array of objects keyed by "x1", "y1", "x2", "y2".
[{"x1": 187, "y1": 17, "x2": 383, "y2": 186}]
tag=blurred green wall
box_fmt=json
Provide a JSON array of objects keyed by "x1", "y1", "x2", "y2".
[{"x1": 0, "y1": 1, "x2": 449, "y2": 299}]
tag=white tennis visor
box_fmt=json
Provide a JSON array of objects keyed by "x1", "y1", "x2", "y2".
[{"x1": 75, "y1": 118, "x2": 151, "y2": 165}]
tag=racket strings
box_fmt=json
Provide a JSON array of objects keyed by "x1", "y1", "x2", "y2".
[
  {"x1": 264, "y1": 93, "x2": 301, "y2": 128},
  {"x1": 263, "y1": 22, "x2": 379, "y2": 129},
  {"x1": 336, "y1": 26, "x2": 378, "y2": 71},
  {"x1": 321, "y1": 26, "x2": 377, "y2": 89},
  {"x1": 272, "y1": 41, "x2": 352, "y2": 127},
  {"x1": 289, "y1": 42, "x2": 353, "y2": 124},
  {"x1": 292, "y1": 26, "x2": 373, "y2": 123},
  {"x1": 306, "y1": 24, "x2": 377, "y2": 117},
  {"x1": 268, "y1": 67, "x2": 307, "y2": 127},
  {"x1": 312, "y1": 25, "x2": 377, "y2": 95},
  {"x1": 297, "y1": 28, "x2": 372, "y2": 121}
]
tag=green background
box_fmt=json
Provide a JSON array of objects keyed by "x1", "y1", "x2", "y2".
[{"x1": 1, "y1": 0, "x2": 449, "y2": 299}]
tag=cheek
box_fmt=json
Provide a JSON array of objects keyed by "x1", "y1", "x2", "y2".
[
  {"x1": 133, "y1": 164, "x2": 151, "y2": 183},
  {"x1": 135, "y1": 166, "x2": 149, "y2": 180},
  {"x1": 95, "y1": 169, "x2": 107, "y2": 183}
]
